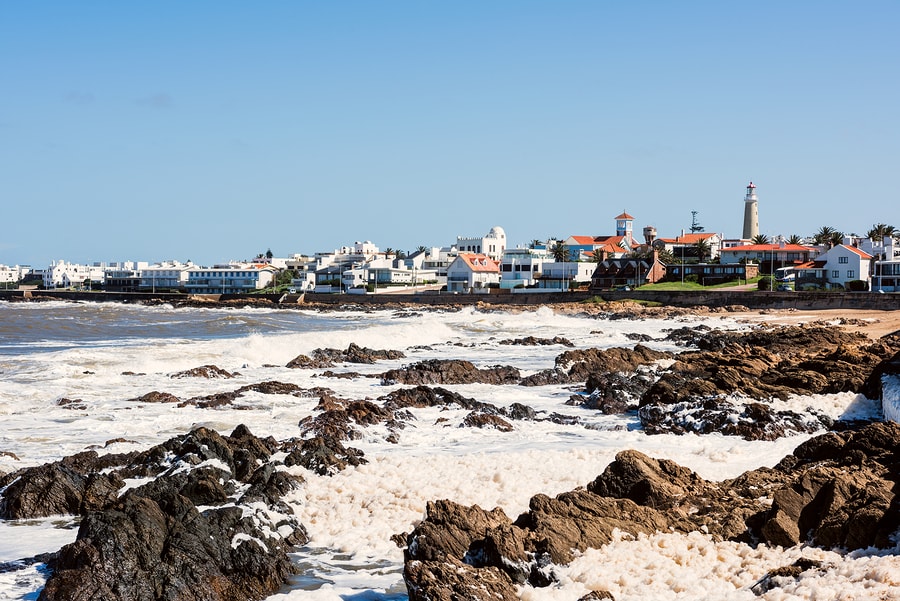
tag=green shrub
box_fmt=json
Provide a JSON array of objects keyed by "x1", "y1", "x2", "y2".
[
  {"x1": 846, "y1": 279, "x2": 868, "y2": 292},
  {"x1": 758, "y1": 276, "x2": 774, "y2": 291}
]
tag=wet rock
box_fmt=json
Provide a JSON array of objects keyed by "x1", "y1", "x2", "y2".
[
  {"x1": 282, "y1": 436, "x2": 367, "y2": 476},
  {"x1": 128, "y1": 391, "x2": 180, "y2": 403},
  {"x1": 170, "y1": 364, "x2": 236, "y2": 379},
  {"x1": 461, "y1": 412, "x2": 514, "y2": 431},
  {"x1": 32, "y1": 425, "x2": 307, "y2": 601},
  {"x1": 381, "y1": 359, "x2": 520, "y2": 385},
  {"x1": 523, "y1": 345, "x2": 671, "y2": 387},
  {"x1": 56, "y1": 397, "x2": 87, "y2": 410},
  {"x1": 401, "y1": 423, "x2": 900, "y2": 599},
  {"x1": 498, "y1": 336, "x2": 574, "y2": 347},
  {"x1": 287, "y1": 343, "x2": 405, "y2": 368},
  {"x1": 0, "y1": 461, "x2": 123, "y2": 519},
  {"x1": 638, "y1": 399, "x2": 830, "y2": 441}
]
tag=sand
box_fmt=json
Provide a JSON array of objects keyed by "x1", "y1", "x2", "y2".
[{"x1": 732, "y1": 307, "x2": 900, "y2": 340}]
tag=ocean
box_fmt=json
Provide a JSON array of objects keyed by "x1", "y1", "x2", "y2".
[{"x1": 0, "y1": 300, "x2": 895, "y2": 600}]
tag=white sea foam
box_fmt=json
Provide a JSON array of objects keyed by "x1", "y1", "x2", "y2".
[{"x1": 0, "y1": 304, "x2": 890, "y2": 600}]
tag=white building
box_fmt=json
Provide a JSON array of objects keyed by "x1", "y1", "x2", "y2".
[
  {"x1": 43, "y1": 261, "x2": 107, "y2": 289},
  {"x1": 795, "y1": 244, "x2": 873, "y2": 290},
  {"x1": 456, "y1": 226, "x2": 507, "y2": 262},
  {"x1": 534, "y1": 261, "x2": 595, "y2": 291},
  {"x1": 0, "y1": 264, "x2": 30, "y2": 286},
  {"x1": 140, "y1": 261, "x2": 194, "y2": 292},
  {"x1": 184, "y1": 264, "x2": 277, "y2": 294},
  {"x1": 446, "y1": 253, "x2": 501, "y2": 293},
  {"x1": 498, "y1": 247, "x2": 552, "y2": 289}
]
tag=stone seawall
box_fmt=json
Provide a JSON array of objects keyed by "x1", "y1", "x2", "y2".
[{"x1": 2, "y1": 289, "x2": 900, "y2": 311}]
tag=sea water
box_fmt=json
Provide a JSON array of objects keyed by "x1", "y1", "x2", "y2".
[{"x1": 0, "y1": 301, "x2": 894, "y2": 600}]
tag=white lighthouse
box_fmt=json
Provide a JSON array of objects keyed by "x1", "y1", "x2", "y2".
[{"x1": 742, "y1": 182, "x2": 759, "y2": 240}]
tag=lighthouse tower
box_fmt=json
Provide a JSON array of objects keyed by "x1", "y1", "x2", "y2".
[{"x1": 742, "y1": 182, "x2": 759, "y2": 240}]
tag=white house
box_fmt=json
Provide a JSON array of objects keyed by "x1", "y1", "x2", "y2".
[
  {"x1": 794, "y1": 244, "x2": 873, "y2": 290},
  {"x1": 0, "y1": 264, "x2": 30, "y2": 286},
  {"x1": 498, "y1": 247, "x2": 553, "y2": 289},
  {"x1": 140, "y1": 261, "x2": 194, "y2": 292},
  {"x1": 535, "y1": 261, "x2": 595, "y2": 291},
  {"x1": 446, "y1": 253, "x2": 501, "y2": 293},
  {"x1": 43, "y1": 261, "x2": 107, "y2": 289},
  {"x1": 184, "y1": 264, "x2": 277, "y2": 294},
  {"x1": 456, "y1": 226, "x2": 507, "y2": 261}
]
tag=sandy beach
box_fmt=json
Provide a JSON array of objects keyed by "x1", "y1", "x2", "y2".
[{"x1": 731, "y1": 307, "x2": 900, "y2": 339}]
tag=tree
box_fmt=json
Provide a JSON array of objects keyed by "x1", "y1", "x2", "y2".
[
  {"x1": 694, "y1": 239, "x2": 711, "y2": 263},
  {"x1": 384, "y1": 247, "x2": 395, "y2": 256},
  {"x1": 416, "y1": 245, "x2": 428, "y2": 253},
  {"x1": 813, "y1": 226, "x2": 843, "y2": 247},
  {"x1": 787, "y1": 234, "x2": 803, "y2": 245},
  {"x1": 529, "y1": 239, "x2": 543, "y2": 249},
  {"x1": 551, "y1": 241, "x2": 570, "y2": 262},
  {"x1": 265, "y1": 248, "x2": 273, "y2": 259},
  {"x1": 590, "y1": 249, "x2": 606, "y2": 263},
  {"x1": 690, "y1": 211, "x2": 704, "y2": 233},
  {"x1": 751, "y1": 234, "x2": 770, "y2": 245},
  {"x1": 867, "y1": 223, "x2": 897, "y2": 241},
  {"x1": 655, "y1": 248, "x2": 676, "y2": 265}
]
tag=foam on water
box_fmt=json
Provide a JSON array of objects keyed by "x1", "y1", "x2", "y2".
[{"x1": 0, "y1": 303, "x2": 889, "y2": 600}]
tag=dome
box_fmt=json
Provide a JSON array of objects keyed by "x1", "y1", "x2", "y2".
[{"x1": 488, "y1": 226, "x2": 506, "y2": 239}]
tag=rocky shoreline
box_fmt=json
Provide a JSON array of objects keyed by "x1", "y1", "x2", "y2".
[{"x1": 3, "y1": 306, "x2": 900, "y2": 599}]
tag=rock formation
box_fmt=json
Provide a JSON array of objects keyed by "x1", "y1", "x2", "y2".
[{"x1": 402, "y1": 422, "x2": 900, "y2": 599}]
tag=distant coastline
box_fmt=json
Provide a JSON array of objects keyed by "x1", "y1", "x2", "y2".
[{"x1": 2, "y1": 288, "x2": 900, "y2": 312}]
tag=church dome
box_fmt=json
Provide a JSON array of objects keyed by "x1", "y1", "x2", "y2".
[{"x1": 488, "y1": 226, "x2": 506, "y2": 239}]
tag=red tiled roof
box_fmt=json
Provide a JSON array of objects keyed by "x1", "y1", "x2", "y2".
[
  {"x1": 568, "y1": 235, "x2": 597, "y2": 245},
  {"x1": 458, "y1": 253, "x2": 500, "y2": 273},
  {"x1": 615, "y1": 212, "x2": 635, "y2": 220},
  {"x1": 839, "y1": 245, "x2": 873, "y2": 259}
]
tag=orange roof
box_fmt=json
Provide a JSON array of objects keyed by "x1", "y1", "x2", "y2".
[
  {"x1": 615, "y1": 212, "x2": 635, "y2": 220},
  {"x1": 568, "y1": 235, "x2": 597, "y2": 245},
  {"x1": 458, "y1": 253, "x2": 500, "y2": 273},
  {"x1": 839, "y1": 244, "x2": 873, "y2": 259},
  {"x1": 675, "y1": 233, "x2": 718, "y2": 244}
]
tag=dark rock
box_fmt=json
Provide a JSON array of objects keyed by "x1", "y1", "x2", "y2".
[
  {"x1": 128, "y1": 391, "x2": 180, "y2": 403},
  {"x1": 638, "y1": 399, "x2": 830, "y2": 441},
  {"x1": 170, "y1": 364, "x2": 236, "y2": 379},
  {"x1": 402, "y1": 423, "x2": 900, "y2": 599},
  {"x1": 30, "y1": 425, "x2": 308, "y2": 601},
  {"x1": 282, "y1": 436, "x2": 367, "y2": 476},
  {"x1": 287, "y1": 343, "x2": 405, "y2": 368},
  {"x1": 498, "y1": 336, "x2": 574, "y2": 347},
  {"x1": 460, "y1": 412, "x2": 514, "y2": 432},
  {"x1": 381, "y1": 359, "x2": 520, "y2": 385},
  {"x1": 524, "y1": 344, "x2": 671, "y2": 387}
]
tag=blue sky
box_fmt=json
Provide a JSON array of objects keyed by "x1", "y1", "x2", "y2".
[{"x1": 2, "y1": 1, "x2": 898, "y2": 266}]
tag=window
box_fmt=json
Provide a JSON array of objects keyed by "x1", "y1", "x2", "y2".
[
  {"x1": 847, "y1": 270, "x2": 855, "y2": 278},
  {"x1": 832, "y1": 270, "x2": 840, "y2": 278},
  {"x1": 838, "y1": 256, "x2": 848, "y2": 264}
]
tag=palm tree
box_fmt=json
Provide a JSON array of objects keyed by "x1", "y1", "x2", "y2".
[
  {"x1": 551, "y1": 241, "x2": 570, "y2": 262},
  {"x1": 813, "y1": 226, "x2": 843, "y2": 247},
  {"x1": 751, "y1": 234, "x2": 770, "y2": 245},
  {"x1": 694, "y1": 239, "x2": 711, "y2": 263},
  {"x1": 787, "y1": 234, "x2": 803, "y2": 245},
  {"x1": 590, "y1": 249, "x2": 606, "y2": 263},
  {"x1": 384, "y1": 247, "x2": 395, "y2": 256},
  {"x1": 416, "y1": 245, "x2": 428, "y2": 253},
  {"x1": 529, "y1": 239, "x2": 543, "y2": 249},
  {"x1": 867, "y1": 223, "x2": 897, "y2": 241}
]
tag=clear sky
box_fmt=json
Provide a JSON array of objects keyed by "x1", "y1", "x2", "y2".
[{"x1": 2, "y1": 1, "x2": 898, "y2": 267}]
